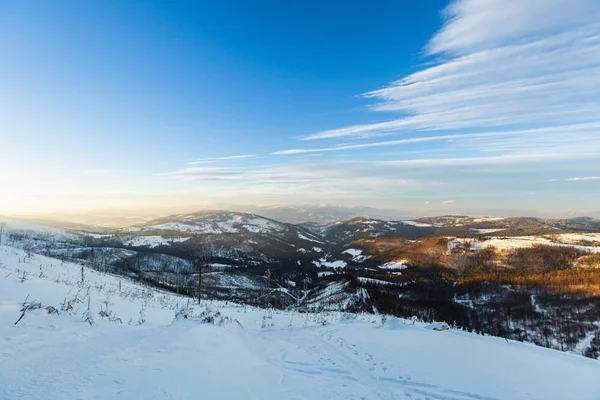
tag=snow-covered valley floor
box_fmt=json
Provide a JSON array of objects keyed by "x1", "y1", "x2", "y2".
[{"x1": 1, "y1": 245, "x2": 599, "y2": 400}]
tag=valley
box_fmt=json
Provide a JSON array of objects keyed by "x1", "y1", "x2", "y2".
[{"x1": 2, "y1": 211, "x2": 600, "y2": 360}]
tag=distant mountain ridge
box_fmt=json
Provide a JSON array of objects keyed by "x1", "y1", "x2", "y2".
[
  {"x1": 9, "y1": 204, "x2": 600, "y2": 228},
  {"x1": 228, "y1": 204, "x2": 411, "y2": 224},
  {"x1": 3, "y1": 211, "x2": 600, "y2": 275}
]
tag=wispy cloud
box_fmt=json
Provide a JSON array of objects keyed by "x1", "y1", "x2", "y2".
[
  {"x1": 300, "y1": 0, "x2": 600, "y2": 141},
  {"x1": 84, "y1": 169, "x2": 111, "y2": 175},
  {"x1": 187, "y1": 154, "x2": 257, "y2": 165},
  {"x1": 160, "y1": 163, "x2": 416, "y2": 184},
  {"x1": 426, "y1": 0, "x2": 600, "y2": 56},
  {"x1": 382, "y1": 153, "x2": 592, "y2": 166},
  {"x1": 547, "y1": 176, "x2": 600, "y2": 182},
  {"x1": 159, "y1": 0, "x2": 600, "y2": 213},
  {"x1": 157, "y1": 162, "x2": 427, "y2": 204},
  {"x1": 158, "y1": 153, "x2": 599, "y2": 211},
  {"x1": 275, "y1": 123, "x2": 600, "y2": 155}
]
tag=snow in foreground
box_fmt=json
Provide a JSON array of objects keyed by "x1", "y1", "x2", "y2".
[{"x1": 1, "y1": 246, "x2": 599, "y2": 400}]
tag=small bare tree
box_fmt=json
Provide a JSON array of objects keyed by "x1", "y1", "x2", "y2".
[
  {"x1": 193, "y1": 242, "x2": 213, "y2": 304},
  {"x1": 261, "y1": 268, "x2": 272, "y2": 307},
  {"x1": 0, "y1": 222, "x2": 6, "y2": 246},
  {"x1": 265, "y1": 268, "x2": 271, "y2": 291},
  {"x1": 23, "y1": 243, "x2": 33, "y2": 259}
]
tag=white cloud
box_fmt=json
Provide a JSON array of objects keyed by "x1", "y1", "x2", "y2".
[
  {"x1": 187, "y1": 154, "x2": 257, "y2": 165},
  {"x1": 160, "y1": 161, "x2": 423, "y2": 191},
  {"x1": 426, "y1": 0, "x2": 599, "y2": 56},
  {"x1": 568, "y1": 177, "x2": 600, "y2": 181},
  {"x1": 275, "y1": 123, "x2": 600, "y2": 155},
  {"x1": 83, "y1": 169, "x2": 111, "y2": 175},
  {"x1": 383, "y1": 153, "x2": 592, "y2": 166},
  {"x1": 547, "y1": 176, "x2": 600, "y2": 182},
  {"x1": 301, "y1": 0, "x2": 600, "y2": 143},
  {"x1": 158, "y1": 1, "x2": 600, "y2": 213},
  {"x1": 156, "y1": 152, "x2": 599, "y2": 211}
]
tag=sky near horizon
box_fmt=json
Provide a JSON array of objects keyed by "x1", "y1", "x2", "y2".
[{"x1": 1, "y1": 0, "x2": 600, "y2": 216}]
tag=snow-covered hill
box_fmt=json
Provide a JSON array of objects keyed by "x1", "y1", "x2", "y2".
[
  {"x1": 1, "y1": 246, "x2": 599, "y2": 400},
  {"x1": 5, "y1": 213, "x2": 600, "y2": 276},
  {"x1": 233, "y1": 204, "x2": 409, "y2": 225},
  {"x1": 413, "y1": 215, "x2": 600, "y2": 235},
  {"x1": 113, "y1": 211, "x2": 329, "y2": 269},
  {"x1": 131, "y1": 211, "x2": 293, "y2": 235}
]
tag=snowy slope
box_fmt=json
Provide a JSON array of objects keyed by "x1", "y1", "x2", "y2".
[
  {"x1": 122, "y1": 235, "x2": 190, "y2": 248},
  {"x1": 1, "y1": 245, "x2": 600, "y2": 400},
  {"x1": 1, "y1": 219, "x2": 81, "y2": 243},
  {"x1": 468, "y1": 236, "x2": 600, "y2": 253},
  {"x1": 133, "y1": 211, "x2": 291, "y2": 235}
]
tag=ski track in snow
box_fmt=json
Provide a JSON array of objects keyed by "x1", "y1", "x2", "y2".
[
  {"x1": 269, "y1": 327, "x2": 492, "y2": 400},
  {"x1": 1, "y1": 324, "x2": 505, "y2": 400}
]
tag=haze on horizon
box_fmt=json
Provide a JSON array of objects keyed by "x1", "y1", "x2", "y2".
[{"x1": 1, "y1": 0, "x2": 599, "y2": 218}]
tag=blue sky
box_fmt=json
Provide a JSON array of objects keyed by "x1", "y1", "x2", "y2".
[{"x1": 1, "y1": 0, "x2": 599, "y2": 216}]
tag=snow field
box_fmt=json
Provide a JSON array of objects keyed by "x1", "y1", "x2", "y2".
[
  {"x1": 449, "y1": 235, "x2": 600, "y2": 254},
  {"x1": 1, "y1": 245, "x2": 600, "y2": 400}
]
